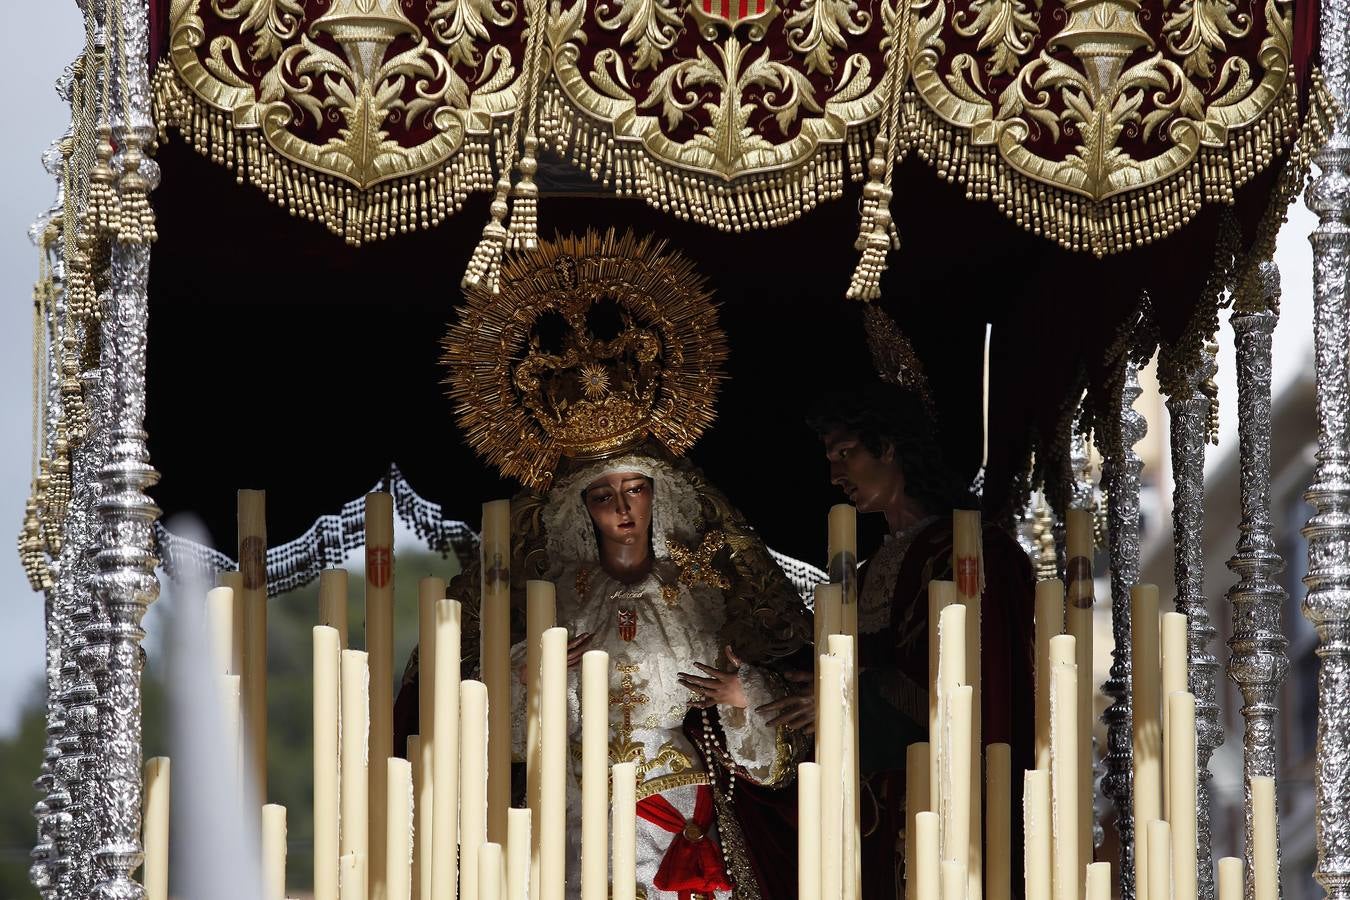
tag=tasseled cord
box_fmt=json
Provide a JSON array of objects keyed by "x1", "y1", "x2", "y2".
[
  {"x1": 117, "y1": 134, "x2": 158, "y2": 245},
  {"x1": 462, "y1": 177, "x2": 512, "y2": 292},
  {"x1": 846, "y1": 185, "x2": 894, "y2": 301},
  {"x1": 508, "y1": 135, "x2": 540, "y2": 252}
]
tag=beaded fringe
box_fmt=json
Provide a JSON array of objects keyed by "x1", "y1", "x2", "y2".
[{"x1": 152, "y1": 62, "x2": 499, "y2": 247}]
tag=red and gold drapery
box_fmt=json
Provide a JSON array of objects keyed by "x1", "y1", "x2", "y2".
[{"x1": 152, "y1": 0, "x2": 1332, "y2": 253}]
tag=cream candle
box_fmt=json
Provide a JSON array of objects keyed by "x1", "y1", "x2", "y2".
[
  {"x1": 581, "y1": 651, "x2": 611, "y2": 900},
  {"x1": 365, "y1": 492, "x2": 396, "y2": 900},
  {"x1": 480, "y1": 500, "x2": 512, "y2": 849},
  {"x1": 262, "y1": 803, "x2": 287, "y2": 900},
  {"x1": 1168, "y1": 693, "x2": 1197, "y2": 900},
  {"x1": 799, "y1": 762, "x2": 822, "y2": 900},
  {"x1": 1034, "y1": 579, "x2": 1064, "y2": 771},
  {"x1": 387, "y1": 758, "x2": 414, "y2": 900},
  {"x1": 1024, "y1": 770, "x2": 1051, "y2": 900},
  {"x1": 341, "y1": 649, "x2": 371, "y2": 895},
  {"x1": 612, "y1": 762, "x2": 637, "y2": 900},
  {"x1": 460, "y1": 680, "x2": 489, "y2": 900},
  {"x1": 142, "y1": 756, "x2": 170, "y2": 900},
  {"x1": 1251, "y1": 777, "x2": 1278, "y2": 900},
  {"x1": 540, "y1": 628, "x2": 568, "y2": 900},
  {"x1": 1051, "y1": 658, "x2": 1079, "y2": 900},
  {"x1": 320, "y1": 568, "x2": 350, "y2": 647},
  {"x1": 1131, "y1": 584, "x2": 1162, "y2": 900},
  {"x1": 315, "y1": 626, "x2": 342, "y2": 900},
  {"x1": 431, "y1": 599, "x2": 461, "y2": 900},
  {"x1": 525, "y1": 580, "x2": 556, "y2": 900},
  {"x1": 905, "y1": 743, "x2": 931, "y2": 900}
]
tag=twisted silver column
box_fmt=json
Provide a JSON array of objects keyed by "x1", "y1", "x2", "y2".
[
  {"x1": 1303, "y1": 2, "x2": 1350, "y2": 891},
  {"x1": 1167, "y1": 345, "x2": 1220, "y2": 900},
  {"x1": 1227, "y1": 261, "x2": 1288, "y2": 900},
  {"x1": 1103, "y1": 362, "x2": 1145, "y2": 900}
]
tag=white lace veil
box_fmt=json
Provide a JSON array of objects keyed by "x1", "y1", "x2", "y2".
[{"x1": 541, "y1": 453, "x2": 704, "y2": 572}]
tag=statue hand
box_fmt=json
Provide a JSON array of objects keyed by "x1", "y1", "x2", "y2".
[
  {"x1": 679, "y1": 645, "x2": 748, "y2": 710},
  {"x1": 757, "y1": 670, "x2": 816, "y2": 733}
]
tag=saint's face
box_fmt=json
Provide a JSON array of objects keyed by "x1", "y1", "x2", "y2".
[
  {"x1": 583, "y1": 472, "x2": 654, "y2": 549},
  {"x1": 822, "y1": 427, "x2": 904, "y2": 515}
]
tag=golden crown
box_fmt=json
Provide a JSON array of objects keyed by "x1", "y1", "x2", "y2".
[{"x1": 445, "y1": 230, "x2": 728, "y2": 490}]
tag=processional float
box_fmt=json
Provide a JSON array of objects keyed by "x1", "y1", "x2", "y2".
[{"x1": 17, "y1": 0, "x2": 1350, "y2": 897}]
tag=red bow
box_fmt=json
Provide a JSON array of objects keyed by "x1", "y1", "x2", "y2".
[{"x1": 635, "y1": 785, "x2": 733, "y2": 899}]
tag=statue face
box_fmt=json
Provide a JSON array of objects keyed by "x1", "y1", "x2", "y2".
[
  {"x1": 822, "y1": 427, "x2": 904, "y2": 515},
  {"x1": 583, "y1": 472, "x2": 654, "y2": 550}
]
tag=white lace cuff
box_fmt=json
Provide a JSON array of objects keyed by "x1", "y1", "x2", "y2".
[{"x1": 719, "y1": 665, "x2": 791, "y2": 786}]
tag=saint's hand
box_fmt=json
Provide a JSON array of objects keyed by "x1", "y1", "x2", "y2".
[
  {"x1": 757, "y1": 670, "x2": 815, "y2": 733},
  {"x1": 679, "y1": 645, "x2": 748, "y2": 710}
]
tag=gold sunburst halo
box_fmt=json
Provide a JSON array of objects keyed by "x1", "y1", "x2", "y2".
[{"x1": 443, "y1": 229, "x2": 729, "y2": 490}]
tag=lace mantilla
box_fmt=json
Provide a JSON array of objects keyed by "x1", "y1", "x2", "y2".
[{"x1": 857, "y1": 516, "x2": 939, "y2": 634}]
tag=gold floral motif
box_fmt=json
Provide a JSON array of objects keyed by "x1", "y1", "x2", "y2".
[
  {"x1": 660, "y1": 582, "x2": 681, "y2": 609},
  {"x1": 666, "y1": 530, "x2": 733, "y2": 591},
  {"x1": 428, "y1": 0, "x2": 520, "y2": 67},
  {"x1": 596, "y1": 0, "x2": 683, "y2": 70},
  {"x1": 1163, "y1": 0, "x2": 1251, "y2": 78},
  {"x1": 784, "y1": 0, "x2": 873, "y2": 76},
  {"x1": 951, "y1": 0, "x2": 1038, "y2": 76},
  {"x1": 211, "y1": 0, "x2": 303, "y2": 60}
]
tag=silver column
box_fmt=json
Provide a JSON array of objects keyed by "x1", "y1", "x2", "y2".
[
  {"x1": 1227, "y1": 260, "x2": 1288, "y2": 900},
  {"x1": 1103, "y1": 361, "x2": 1146, "y2": 900},
  {"x1": 1303, "y1": 0, "x2": 1350, "y2": 891},
  {"x1": 1167, "y1": 342, "x2": 1220, "y2": 900}
]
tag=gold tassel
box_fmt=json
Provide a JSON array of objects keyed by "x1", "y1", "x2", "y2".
[
  {"x1": 855, "y1": 139, "x2": 889, "y2": 251},
  {"x1": 509, "y1": 136, "x2": 540, "y2": 251},
  {"x1": 462, "y1": 178, "x2": 512, "y2": 293},
  {"x1": 847, "y1": 188, "x2": 894, "y2": 300},
  {"x1": 64, "y1": 240, "x2": 97, "y2": 322},
  {"x1": 117, "y1": 135, "x2": 157, "y2": 245},
  {"x1": 18, "y1": 499, "x2": 51, "y2": 592},
  {"x1": 87, "y1": 126, "x2": 121, "y2": 239}
]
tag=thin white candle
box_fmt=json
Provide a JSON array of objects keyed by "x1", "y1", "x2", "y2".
[
  {"x1": 827, "y1": 634, "x2": 859, "y2": 900},
  {"x1": 1024, "y1": 770, "x2": 1051, "y2": 900},
  {"x1": 581, "y1": 650, "x2": 611, "y2": 900},
  {"x1": 1218, "y1": 857, "x2": 1243, "y2": 900},
  {"x1": 142, "y1": 756, "x2": 170, "y2": 900},
  {"x1": 1251, "y1": 776, "x2": 1278, "y2": 900},
  {"x1": 929, "y1": 581, "x2": 958, "y2": 802},
  {"x1": 1065, "y1": 508, "x2": 1094, "y2": 876},
  {"x1": 1147, "y1": 820, "x2": 1171, "y2": 900},
  {"x1": 945, "y1": 685, "x2": 973, "y2": 883},
  {"x1": 221, "y1": 674, "x2": 242, "y2": 789},
  {"x1": 828, "y1": 504, "x2": 858, "y2": 636},
  {"x1": 461, "y1": 680, "x2": 489, "y2": 900},
  {"x1": 417, "y1": 577, "x2": 445, "y2": 900},
  {"x1": 540, "y1": 628, "x2": 568, "y2": 900},
  {"x1": 320, "y1": 568, "x2": 350, "y2": 647},
  {"x1": 431, "y1": 599, "x2": 461, "y2": 900},
  {"x1": 219, "y1": 571, "x2": 245, "y2": 678},
  {"x1": 612, "y1": 762, "x2": 637, "y2": 900},
  {"x1": 315, "y1": 626, "x2": 342, "y2": 900},
  {"x1": 1051, "y1": 657, "x2": 1079, "y2": 900},
  {"x1": 985, "y1": 743, "x2": 1011, "y2": 900},
  {"x1": 365, "y1": 492, "x2": 395, "y2": 900},
  {"x1": 479, "y1": 843, "x2": 504, "y2": 900},
  {"x1": 905, "y1": 743, "x2": 931, "y2": 900},
  {"x1": 507, "y1": 808, "x2": 532, "y2": 900},
  {"x1": 1168, "y1": 692, "x2": 1197, "y2": 900},
  {"x1": 818, "y1": 652, "x2": 845, "y2": 900},
  {"x1": 388, "y1": 757, "x2": 414, "y2": 900},
  {"x1": 342, "y1": 853, "x2": 369, "y2": 900},
  {"x1": 916, "y1": 812, "x2": 940, "y2": 900},
  {"x1": 938, "y1": 603, "x2": 967, "y2": 861},
  {"x1": 481, "y1": 500, "x2": 512, "y2": 851},
  {"x1": 953, "y1": 509, "x2": 984, "y2": 900},
  {"x1": 1131, "y1": 584, "x2": 1163, "y2": 900},
  {"x1": 814, "y1": 583, "x2": 843, "y2": 761},
  {"x1": 799, "y1": 762, "x2": 821, "y2": 900},
  {"x1": 207, "y1": 586, "x2": 235, "y2": 676},
  {"x1": 941, "y1": 860, "x2": 965, "y2": 900},
  {"x1": 525, "y1": 580, "x2": 556, "y2": 900},
  {"x1": 1086, "y1": 862, "x2": 1111, "y2": 900},
  {"x1": 1161, "y1": 612, "x2": 1188, "y2": 823},
  {"x1": 341, "y1": 649, "x2": 371, "y2": 891},
  {"x1": 262, "y1": 803, "x2": 287, "y2": 900},
  {"x1": 1034, "y1": 579, "x2": 1063, "y2": 771}
]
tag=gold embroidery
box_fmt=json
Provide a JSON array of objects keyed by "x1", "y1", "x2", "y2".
[
  {"x1": 667, "y1": 530, "x2": 732, "y2": 591},
  {"x1": 608, "y1": 663, "x2": 696, "y2": 780},
  {"x1": 660, "y1": 582, "x2": 681, "y2": 609},
  {"x1": 576, "y1": 565, "x2": 594, "y2": 598},
  {"x1": 635, "y1": 771, "x2": 712, "y2": 802}
]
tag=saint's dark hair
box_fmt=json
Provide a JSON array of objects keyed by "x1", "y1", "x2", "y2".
[{"x1": 806, "y1": 383, "x2": 975, "y2": 515}]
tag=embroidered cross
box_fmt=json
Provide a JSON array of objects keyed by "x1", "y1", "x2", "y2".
[{"x1": 666, "y1": 530, "x2": 731, "y2": 591}]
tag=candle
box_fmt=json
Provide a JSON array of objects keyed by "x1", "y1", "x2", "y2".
[
  {"x1": 315, "y1": 626, "x2": 342, "y2": 900},
  {"x1": 142, "y1": 756, "x2": 170, "y2": 900},
  {"x1": 1024, "y1": 770, "x2": 1051, "y2": 900},
  {"x1": 828, "y1": 504, "x2": 858, "y2": 636},
  {"x1": 387, "y1": 758, "x2": 414, "y2": 900},
  {"x1": 798, "y1": 762, "x2": 821, "y2": 900},
  {"x1": 207, "y1": 586, "x2": 236, "y2": 676},
  {"x1": 1147, "y1": 820, "x2": 1171, "y2": 900},
  {"x1": 1161, "y1": 612, "x2": 1188, "y2": 822},
  {"x1": 985, "y1": 743, "x2": 1010, "y2": 900},
  {"x1": 479, "y1": 843, "x2": 504, "y2": 900},
  {"x1": 507, "y1": 808, "x2": 532, "y2": 900},
  {"x1": 581, "y1": 650, "x2": 611, "y2": 900},
  {"x1": 238, "y1": 488, "x2": 268, "y2": 800},
  {"x1": 366, "y1": 492, "x2": 395, "y2": 899},
  {"x1": 953, "y1": 509, "x2": 984, "y2": 900},
  {"x1": 937, "y1": 601, "x2": 967, "y2": 860},
  {"x1": 1064, "y1": 508, "x2": 1094, "y2": 876},
  {"x1": 612, "y1": 762, "x2": 637, "y2": 900},
  {"x1": 929, "y1": 580, "x2": 958, "y2": 797},
  {"x1": 831, "y1": 633, "x2": 862, "y2": 900},
  {"x1": 1086, "y1": 862, "x2": 1111, "y2": 900},
  {"x1": 320, "y1": 568, "x2": 350, "y2": 647},
  {"x1": 418, "y1": 577, "x2": 445, "y2": 900},
  {"x1": 818, "y1": 652, "x2": 845, "y2": 900},
  {"x1": 409, "y1": 735, "x2": 423, "y2": 900},
  {"x1": 342, "y1": 853, "x2": 369, "y2": 900},
  {"x1": 1218, "y1": 857, "x2": 1243, "y2": 900},
  {"x1": 221, "y1": 674, "x2": 242, "y2": 788},
  {"x1": 945, "y1": 685, "x2": 973, "y2": 883},
  {"x1": 481, "y1": 500, "x2": 513, "y2": 850},
  {"x1": 916, "y1": 812, "x2": 940, "y2": 900},
  {"x1": 941, "y1": 861, "x2": 965, "y2": 900},
  {"x1": 342, "y1": 649, "x2": 371, "y2": 895},
  {"x1": 262, "y1": 803, "x2": 287, "y2": 900},
  {"x1": 219, "y1": 571, "x2": 245, "y2": 678},
  {"x1": 814, "y1": 583, "x2": 843, "y2": 760},
  {"x1": 540, "y1": 628, "x2": 568, "y2": 900},
  {"x1": 461, "y1": 680, "x2": 489, "y2": 900},
  {"x1": 525, "y1": 579, "x2": 556, "y2": 900},
  {"x1": 1131, "y1": 584, "x2": 1162, "y2": 900},
  {"x1": 1251, "y1": 777, "x2": 1278, "y2": 900},
  {"x1": 1051, "y1": 658, "x2": 1079, "y2": 900},
  {"x1": 1168, "y1": 693, "x2": 1197, "y2": 900},
  {"x1": 905, "y1": 743, "x2": 931, "y2": 900},
  {"x1": 1034, "y1": 579, "x2": 1064, "y2": 770},
  {"x1": 431, "y1": 599, "x2": 461, "y2": 900}
]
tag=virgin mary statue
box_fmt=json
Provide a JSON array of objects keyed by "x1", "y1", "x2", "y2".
[{"x1": 395, "y1": 230, "x2": 812, "y2": 900}]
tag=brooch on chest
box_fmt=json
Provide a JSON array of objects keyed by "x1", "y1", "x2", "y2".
[
  {"x1": 666, "y1": 530, "x2": 732, "y2": 591},
  {"x1": 617, "y1": 608, "x2": 638, "y2": 641}
]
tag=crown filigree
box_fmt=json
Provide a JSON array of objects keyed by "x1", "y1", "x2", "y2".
[{"x1": 445, "y1": 230, "x2": 728, "y2": 490}]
